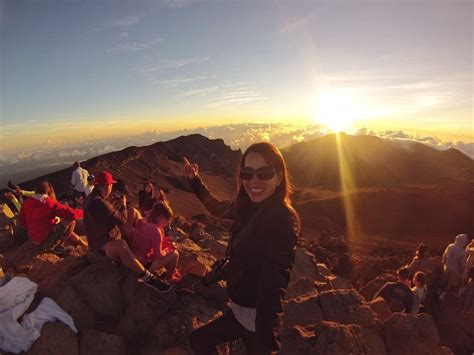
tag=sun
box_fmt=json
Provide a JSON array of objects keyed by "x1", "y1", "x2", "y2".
[{"x1": 313, "y1": 88, "x2": 361, "y2": 132}]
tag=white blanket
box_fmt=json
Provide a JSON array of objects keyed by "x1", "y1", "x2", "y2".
[{"x1": 0, "y1": 277, "x2": 77, "y2": 353}]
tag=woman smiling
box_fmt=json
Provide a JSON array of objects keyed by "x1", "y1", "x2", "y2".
[{"x1": 183, "y1": 142, "x2": 300, "y2": 354}]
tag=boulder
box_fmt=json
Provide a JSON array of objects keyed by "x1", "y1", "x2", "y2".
[
  {"x1": 281, "y1": 322, "x2": 386, "y2": 355},
  {"x1": 316, "y1": 263, "x2": 333, "y2": 277},
  {"x1": 209, "y1": 240, "x2": 228, "y2": 259},
  {"x1": 283, "y1": 294, "x2": 323, "y2": 327},
  {"x1": 319, "y1": 231, "x2": 347, "y2": 251},
  {"x1": 79, "y1": 329, "x2": 126, "y2": 355},
  {"x1": 71, "y1": 263, "x2": 124, "y2": 318},
  {"x1": 327, "y1": 275, "x2": 353, "y2": 290},
  {"x1": 120, "y1": 273, "x2": 177, "y2": 333},
  {"x1": 314, "y1": 281, "x2": 332, "y2": 293},
  {"x1": 290, "y1": 248, "x2": 324, "y2": 283},
  {"x1": 54, "y1": 285, "x2": 96, "y2": 331},
  {"x1": 382, "y1": 313, "x2": 446, "y2": 355},
  {"x1": 318, "y1": 289, "x2": 379, "y2": 328},
  {"x1": 368, "y1": 297, "x2": 392, "y2": 323},
  {"x1": 285, "y1": 277, "x2": 318, "y2": 300},
  {"x1": 360, "y1": 273, "x2": 396, "y2": 301},
  {"x1": 27, "y1": 322, "x2": 79, "y2": 355}
]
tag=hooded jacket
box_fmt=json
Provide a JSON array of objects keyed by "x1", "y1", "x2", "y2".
[
  {"x1": 189, "y1": 176, "x2": 299, "y2": 352},
  {"x1": 442, "y1": 234, "x2": 469, "y2": 274},
  {"x1": 19, "y1": 195, "x2": 83, "y2": 244}
]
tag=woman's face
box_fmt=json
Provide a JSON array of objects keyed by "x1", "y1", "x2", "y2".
[
  {"x1": 145, "y1": 184, "x2": 152, "y2": 193},
  {"x1": 242, "y1": 152, "x2": 283, "y2": 203}
]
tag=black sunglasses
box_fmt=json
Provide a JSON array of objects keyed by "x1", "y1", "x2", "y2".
[{"x1": 239, "y1": 166, "x2": 276, "y2": 181}]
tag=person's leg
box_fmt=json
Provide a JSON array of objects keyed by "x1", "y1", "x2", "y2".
[
  {"x1": 148, "y1": 251, "x2": 179, "y2": 277},
  {"x1": 189, "y1": 310, "x2": 251, "y2": 355},
  {"x1": 104, "y1": 239, "x2": 145, "y2": 274}
]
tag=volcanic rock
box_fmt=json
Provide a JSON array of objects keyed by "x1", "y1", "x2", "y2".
[
  {"x1": 283, "y1": 294, "x2": 323, "y2": 328},
  {"x1": 382, "y1": 313, "x2": 447, "y2": 355},
  {"x1": 79, "y1": 329, "x2": 126, "y2": 355},
  {"x1": 318, "y1": 289, "x2": 380, "y2": 328}
]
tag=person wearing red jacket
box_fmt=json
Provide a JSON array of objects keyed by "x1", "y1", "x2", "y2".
[{"x1": 19, "y1": 180, "x2": 86, "y2": 255}]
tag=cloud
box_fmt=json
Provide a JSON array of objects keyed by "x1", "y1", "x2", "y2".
[
  {"x1": 106, "y1": 37, "x2": 164, "y2": 53},
  {"x1": 180, "y1": 81, "x2": 271, "y2": 107},
  {"x1": 156, "y1": 75, "x2": 215, "y2": 87},
  {"x1": 1, "y1": 124, "x2": 472, "y2": 186},
  {"x1": 101, "y1": 15, "x2": 141, "y2": 29}
]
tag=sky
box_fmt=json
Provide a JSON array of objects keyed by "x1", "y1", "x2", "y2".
[{"x1": 0, "y1": 0, "x2": 473, "y2": 158}]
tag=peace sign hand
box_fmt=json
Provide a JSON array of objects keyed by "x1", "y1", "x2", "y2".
[{"x1": 182, "y1": 157, "x2": 199, "y2": 179}]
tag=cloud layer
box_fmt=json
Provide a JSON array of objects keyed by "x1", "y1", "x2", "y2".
[{"x1": 0, "y1": 123, "x2": 472, "y2": 186}]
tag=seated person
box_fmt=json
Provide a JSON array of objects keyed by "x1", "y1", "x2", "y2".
[
  {"x1": 83, "y1": 171, "x2": 171, "y2": 293},
  {"x1": 113, "y1": 180, "x2": 142, "y2": 244},
  {"x1": 411, "y1": 271, "x2": 427, "y2": 313},
  {"x1": 132, "y1": 201, "x2": 179, "y2": 282},
  {"x1": 18, "y1": 180, "x2": 86, "y2": 254},
  {"x1": 374, "y1": 267, "x2": 414, "y2": 313},
  {"x1": 408, "y1": 243, "x2": 432, "y2": 279}
]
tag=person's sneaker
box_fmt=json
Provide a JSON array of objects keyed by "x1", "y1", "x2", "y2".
[{"x1": 144, "y1": 275, "x2": 172, "y2": 293}]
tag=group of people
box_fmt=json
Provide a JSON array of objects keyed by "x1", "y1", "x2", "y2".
[
  {"x1": 2, "y1": 142, "x2": 301, "y2": 353},
  {"x1": 374, "y1": 235, "x2": 474, "y2": 316}
]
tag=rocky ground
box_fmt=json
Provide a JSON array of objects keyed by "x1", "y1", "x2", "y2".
[{"x1": 1, "y1": 215, "x2": 472, "y2": 355}]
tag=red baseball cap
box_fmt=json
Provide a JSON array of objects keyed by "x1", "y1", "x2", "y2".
[{"x1": 94, "y1": 171, "x2": 117, "y2": 185}]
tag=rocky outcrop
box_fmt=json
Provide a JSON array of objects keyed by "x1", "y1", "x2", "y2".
[
  {"x1": 318, "y1": 289, "x2": 380, "y2": 328},
  {"x1": 281, "y1": 322, "x2": 386, "y2": 355},
  {"x1": 382, "y1": 313, "x2": 449, "y2": 355}
]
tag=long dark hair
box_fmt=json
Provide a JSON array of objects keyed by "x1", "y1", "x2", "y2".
[{"x1": 235, "y1": 142, "x2": 300, "y2": 230}]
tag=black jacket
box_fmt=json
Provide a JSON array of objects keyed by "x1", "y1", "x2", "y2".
[
  {"x1": 83, "y1": 188, "x2": 127, "y2": 250},
  {"x1": 190, "y1": 176, "x2": 299, "y2": 352}
]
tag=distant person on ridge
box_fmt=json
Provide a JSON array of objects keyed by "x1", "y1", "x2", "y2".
[
  {"x1": 18, "y1": 179, "x2": 86, "y2": 255},
  {"x1": 83, "y1": 171, "x2": 171, "y2": 293},
  {"x1": 374, "y1": 267, "x2": 414, "y2": 313},
  {"x1": 71, "y1": 161, "x2": 89, "y2": 194},
  {"x1": 131, "y1": 201, "x2": 180, "y2": 282},
  {"x1": 182, "y1": 143, "x2": 300, "y2": 354},
  {"x1": 84, "y1": 174, "x2": 95, "y2": 196},
  {"x1": 439, "y1": 233, "x2": 469, "y2": 300}
]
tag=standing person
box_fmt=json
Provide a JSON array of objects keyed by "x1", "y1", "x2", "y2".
[
  {"x1": 183, "y1": 143, "x2": 300, "y2": 354},
  {"x1": 374, "y1": 267, "x2": 414, "y2": 313},
  {"x1": 464, "y1": 239, "x2": 474, "y2": 284},
  {"x1": 71, "y1": 161, "x2": 89, "y2": 193},
  {"x1": 439, "y1": 233, "x2": 469, "y2": 300},
  {"x1": 83, "y1": 171, "x2": 171, "y2": 293},
  {"x1": 18, "y1": 180, "x2": 85, "y2": 254}
]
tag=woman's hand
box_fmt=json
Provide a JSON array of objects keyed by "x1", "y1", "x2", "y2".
[{"x1": 182, "y1": 157, "x2": 199, "y2": 179}]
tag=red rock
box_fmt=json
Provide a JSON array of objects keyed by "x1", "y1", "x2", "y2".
[
  {"x1": 368, "y1": 297, "x2": 392, "y2": 323},
  {"x1": 281, "y1": 322, "x2": 386, "y2": 355},
  {"x1": 79, "y1": 329, "x2": 126, "y2": 355},
  {"x1": 382, "y1": 313, "x2": 447, "y2": 355},
  {"x1": 27, "y1": 322, "x2": 79, "y2": 355},
  {"x1": 283, "y1": 294, "x2": 323, "y2": 327},
  {"x1": 318, "y1": 289, "x2": 380, "y2": 328}
]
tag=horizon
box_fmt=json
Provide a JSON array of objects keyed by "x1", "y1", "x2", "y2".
[
  {"x1": 0, "y1": 125, "x2": 472, "y2": 187},
  {"x1": 1, "y1": 0, "x2": 472, "y2": 159}
]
